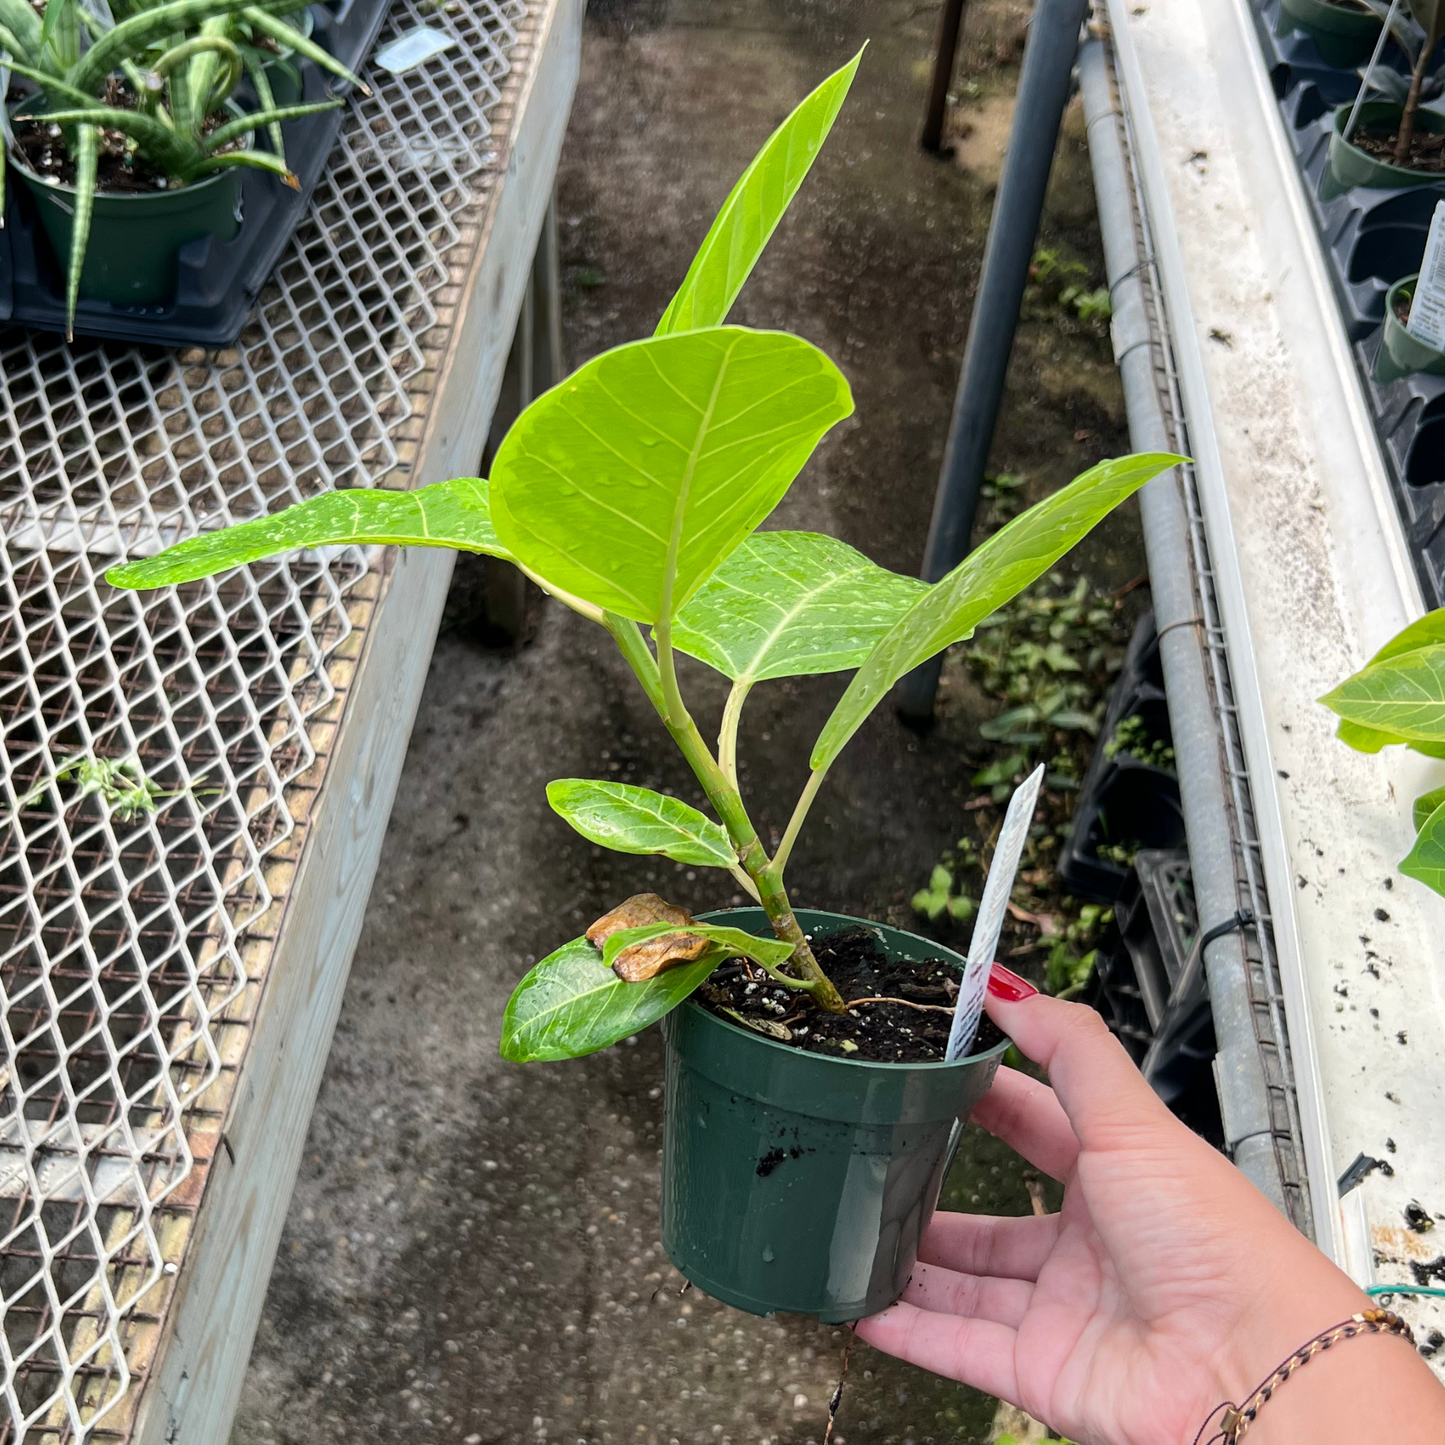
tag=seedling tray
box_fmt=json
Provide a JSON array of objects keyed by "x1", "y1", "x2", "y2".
[
  {"x1": 0, "y1": 0, "x2": 395, "y2": 346},
  {"x1": 1058, "y1": 611, "x2": 1186, "y2": 902},
  {"x1": 1248, "y1": 0, "x2": 1445, "y2": 603}
]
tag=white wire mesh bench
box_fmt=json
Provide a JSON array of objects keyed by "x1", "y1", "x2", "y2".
[{"x1": 0, "y1": 0, "x2": 580, "y2": 1437}]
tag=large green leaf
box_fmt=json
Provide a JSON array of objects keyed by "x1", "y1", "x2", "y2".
[
  {"x1": 489, "y1": 327, "x2": 852, "y2": 623},
  {"x1": 1414, "y1": 785, "x2": 1445, "y2": 832},
  {"x1": 601, "y1": 921, "x2": 795, "y2": 972},
  {"x1": 1401, "y1": 798, "x2": 1445, "y2": 899},
  {"x1": 811, "y1": 452, "x2": 1183, "y2": 771},
  {"x1": 655, "y1": 50, "x2": 862, "y2": 336},
  {"x1": 546, "y1": 779, "x2": 734, "y2": 867},
  {"x1": 671, "y1": 531, "x2": 927, "y2": 682},
  {"x1": 1330, "y1": 612, "x2": 1445, "y2": 754},
  {"x1": 1320, "y1": 643, "x2": 1445, "y2": 742},
  {"x1": 105, "y1": 477, "x2": 510, "y2": 589},
  {"x1": 499, "y1": 936, "x2": 719, "y2": 1062}
]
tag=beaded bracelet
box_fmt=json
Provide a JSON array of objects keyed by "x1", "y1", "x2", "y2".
[{"x1": 1190, "y1": 1307, "x2": 1416, "y2": 1444}]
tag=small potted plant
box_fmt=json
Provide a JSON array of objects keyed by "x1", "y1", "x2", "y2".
[
  {"x1": 1373, "y1": 271, "x2": 1445, "y2": 377},
  {"x1": 107, "y1": 56, "x2": 1179, "y2": 1321},
  {"x1": 1323, "y1": 0, "x2": 1445, "y2": 196},
  {"x1": 1323, "y1": 609, "x2": 1445, "y2": 896},
  {"x1": 0, "y1": 0, "x2": 360, "y2": 333},
  {"x1": 1278, "y1": 0, "x2": 1385, "y2": 69}
]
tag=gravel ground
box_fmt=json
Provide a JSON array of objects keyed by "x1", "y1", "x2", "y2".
[{"x1": 231, "y1": 0, "x2": 1138, "y2": 1441}]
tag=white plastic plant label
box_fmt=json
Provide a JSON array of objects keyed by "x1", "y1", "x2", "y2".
[
  {"x1": 1407, "y1": 199, "x2": 1445, "y2": 351},
  {"x1": 374, "y1": 27, "x2": 458, "y2": 74},
  {"x1": 945, "y1": 763, "x2": 1045, "y2": 1061}
]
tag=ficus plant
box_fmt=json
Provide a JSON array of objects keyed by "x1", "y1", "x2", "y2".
[
  {"x1": 1322, "y1": 609, "x2": 1445, "y2": 896},
  {"x1": 0, "y1": 0, "x2": 363, "y2": 333},
  {"x1": 107, "y1": 53, "x2": 1179, "y2": 1060},
  {"x1": 1357, "y1": 0, "x2": 1445, "y2": 162}
]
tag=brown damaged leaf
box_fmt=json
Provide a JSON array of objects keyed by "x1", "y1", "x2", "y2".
[{"x1": 586, "y1": 893, "x2": 710, "y2": 982}]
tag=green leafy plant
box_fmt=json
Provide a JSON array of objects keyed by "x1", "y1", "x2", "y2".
[
  {"x1": 106, "y1": 53, "x2": 1181, "y2": 1061},
  {"x1": 1045, "y1": 901, "x2": 1110, "y2": 999},
  {"x1": 10, "y1": 753, "x2": 215, "y2": 821},
  {"x1": 1322, "y1": 609, "x2": 1445, "y2": 898},
  {"x1": 0, "y1": 0, "x2": 361, "y2": 333},
  {"x1": 1104, "y1": 713, "x2": 1175, "y2": 769}
]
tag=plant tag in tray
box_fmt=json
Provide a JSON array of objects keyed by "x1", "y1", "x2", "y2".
[
  {"x1": 374, "y1": 26, "x2": 458, "y2": 73},
  {"x1": 1407, "y1": 200, "x2": 1445, "y2": 351}
]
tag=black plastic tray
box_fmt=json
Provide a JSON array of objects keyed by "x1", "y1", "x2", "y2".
[
  {"x1": 1247, "y1": 0, "x2": 1445, "y2": 604},
  {"x1": 0, "y1": 0, "x2": 394, "y2": 347},
  {"x1": 1058, "y1": 612, "x2": 1186, "y2": 902}
]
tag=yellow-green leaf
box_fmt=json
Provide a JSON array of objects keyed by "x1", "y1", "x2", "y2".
[
  {"x1": 810, "y1": 453, "x2": 1183, "y2": 772},
  {"x1": 105, "y1": 476, "x2": 510, "y2": 589},
  {"x1": 489, "y1": 327, "x2": 852, "y2": 623},
  {"x1": 1401, "y1": 798, "x2": 1445, "y2": 899},
  {"x1": 1320, "y1": 643, "x2": 1445, "y2": 742},
  {"x1": 655, "y1": 49, "x2": 862, "y2": 335},
  {"x1": 546, "y1": 780, "x2": 734, "y2": 868},
  {"x1": 671, "y1": 531, "x2": 926, "y2": 682}
]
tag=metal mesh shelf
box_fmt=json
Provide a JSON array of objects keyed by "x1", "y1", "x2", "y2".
[{"x1": 0, "y1": 0, "x2": 537, "y2": 1436}]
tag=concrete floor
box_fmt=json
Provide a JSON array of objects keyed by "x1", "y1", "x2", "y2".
[{"x1": 231, "y1": 0, "x2": 1138, "y2": 1441}]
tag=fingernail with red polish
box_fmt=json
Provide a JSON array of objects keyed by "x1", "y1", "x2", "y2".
[{"x1": 987, "y1": 963, "x2": 1038, "y2": 1001}]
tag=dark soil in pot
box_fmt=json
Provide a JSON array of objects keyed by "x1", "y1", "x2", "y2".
[
  {"x1": 1351, "y1": 127, "x2": 1445, "y2": 173},
  {"x1": 698, "y1": 924, "x2": 1006, "y2": 1062},
  {"x1": 9, "y1": 84, "x2": 244, "y2": 192}
]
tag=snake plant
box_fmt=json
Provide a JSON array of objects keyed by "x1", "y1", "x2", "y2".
[{"x1": 0, "y1": 0, "x2": 366, "y2": 334}]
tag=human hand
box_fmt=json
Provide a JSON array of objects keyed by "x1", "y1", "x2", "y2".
[{"x1": 855, "y1": 989, "x2": 1429, "y2": 1445}]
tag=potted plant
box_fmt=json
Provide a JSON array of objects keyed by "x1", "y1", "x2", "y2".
[
  {"x1": 0, "y1": 0, "x2": 361, "y2": 333},
  {"x1": 1323, "y1": 0, "x2": 1445, "y2": 196},
  {"x1": 1278, "y1": 0, "x2": 1385, "y2": 69},
  {"x1": 105, "y1": 55, "x2": 1179, "y2": 1320},
  {"x1": 1373, "y1": 272, "x2": 1445, "y2": 377},
  {"x1": 1324, "y1": 609, "x2": 1445, "y2": 896}
]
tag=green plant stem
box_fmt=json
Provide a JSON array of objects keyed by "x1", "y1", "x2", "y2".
[
  {"x1": 771, "y1": 767, "x2": 824, "y2": 879},
  {"x1": 604, "y1": 613, "x2": 846, "y2": 1012},
  {"x1": 717, "y1": 677, "x2": 750, "y2": 790}
]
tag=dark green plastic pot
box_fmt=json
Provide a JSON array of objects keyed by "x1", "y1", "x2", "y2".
[
  {"x1": 1376, "y1": 274, "x2": 1445, "y2": 381},
  {"x1": 661, "y1": 908, "x2": 1009, "y2": 1322},
  {"x1": 1277, "y1": 0, "x2": 1381, "y2": 68},
  {"x1": 11, "y1": 152, "x2": 244, "y2": 308},
  {"x1": 1322, "y1": 102, "x2": 1445, "y2": 200}
]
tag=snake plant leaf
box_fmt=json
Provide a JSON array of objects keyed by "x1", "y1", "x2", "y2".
[
  {"x1": 811, "y1": 452, "x2": 1184, "y2": 772},
  {"x1": 240, "y1": 6, "x2": 368, "y2": 92},
  {"x1": 1401, "y1": 797, "x2": 1445, "y2": 899},
  {"x1": 655, "y1": 49, "x2": 861, "y2": 336},
  {"x1": 1320, "y1": 643, "x2": 1445, "y2": 743},
  {"x1": 105, "y1": 477, "x2": 511, "y2": 589},
  {"x1": 1414, "y1": 785, "x2": 1445, "y2": 832},
  {"x1": 499, "y1": 935, "x2": 720, "y2": 1061},
  {"x1": 546, "y1": 779, "x2": 735, "y2": 868},
  {"x1": 203, "y1": 98, "x2": 343, "y2": 153},
  {"x1": 489, "y1": 327, "x2": 852, "y2": 623},
  {"x1": 63, "y1": 122, "x2": 98, "y2": 339},
  {"x1": 0, "y1": 0, "x2": 44, "y2": 57},
  {"x1": 600, "y1": 922, "x2": 796, "y2": 973},
  {"x1": 671, "y1": 531, "x2": 927, "y2": 682}
]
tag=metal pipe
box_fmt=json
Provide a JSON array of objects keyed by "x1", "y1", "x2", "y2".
[
  {"x1": 921, "y1": 0, "x2": 969, "y2": 154},
  {"x1": 898, "y1": 0, "x2": 1091, "y2": 720},
  {"x1": 1076, "y1": 33, "x2": 1296, "y2": 1220}
]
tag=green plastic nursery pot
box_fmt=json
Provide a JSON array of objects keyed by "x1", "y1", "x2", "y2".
[
  {"x1": 1277, "y1": 0, "x2": 1381, "y2": 68},
  {"x1": 12, "y1": 160, "x2": 245, "y2": 308},
  {"x1": 1322, "y1": 102, "x2": 1445, "y2": 200},
  {"x1": 661, "y1": 908, "x2": 1009, "y2": 1322},
  {"x1": 1375, "y1": 274, "x2": 1445, "y2": 381}
]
